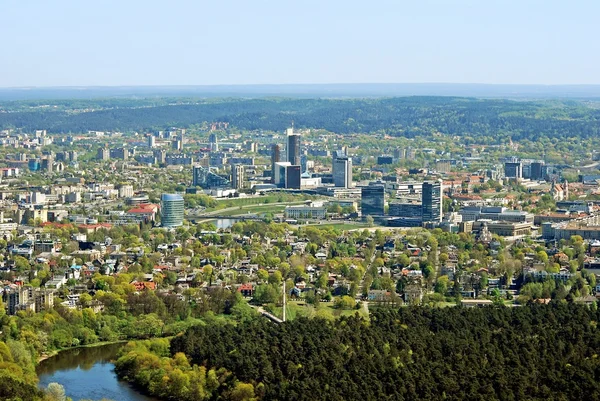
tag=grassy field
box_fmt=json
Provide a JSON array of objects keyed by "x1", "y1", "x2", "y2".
[
  {"x1": 204, "y1": 194, "x2": 317, "y2": 212},
  {"x1": 309, "y1": 222, "x2": 370, "y2": 230},
  {"x1": 212, "y1": 204, "x2": 297, "y2": 216}
]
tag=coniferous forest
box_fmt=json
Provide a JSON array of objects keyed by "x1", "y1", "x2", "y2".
[
  {"x1": 116, "y1": 303, "x2": 600, "y2": 401},
  {"x1": 2, "y1": 97, "x2": 600, "y2": 141}
]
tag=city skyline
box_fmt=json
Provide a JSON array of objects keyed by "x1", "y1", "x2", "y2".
[{"x1": 2, "y1": 1, "x2": 600, "y2": 399}]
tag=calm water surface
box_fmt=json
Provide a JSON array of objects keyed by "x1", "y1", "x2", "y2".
[
  {"x1": 37, "y1": 343, "x2": 158, "y2": 401},
  {"x1": 214, "y1": 218, "x2": 236, "y2": 229}
]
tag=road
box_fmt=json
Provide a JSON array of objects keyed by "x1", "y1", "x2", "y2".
[
  {"x1": 578, "y1": 161, "x2": 600, "y2": 170},
  {"x1": 356, "y1": 243, "x2": 378, "y2": 304},
  {"x1": 362, "y1": 300, "x2": 370, "y2": 315},
  {"x1": 250, "y1": 305, "x2": 283, "y2": 324}
]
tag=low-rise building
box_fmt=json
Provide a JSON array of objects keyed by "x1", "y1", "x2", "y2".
[
  {"x1": 486, "y1": 221, "x2": 532, "y2": 237},
  {"x1": 285, "y1": 202, "x2": 327, "y2": 220}
]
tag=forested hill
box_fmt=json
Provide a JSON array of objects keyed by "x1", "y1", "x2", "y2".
[
  {"x1": 164, "y1": 303, "x2": 600, "y2": 401},
  {"x1": 1, "y1": 97, "x2": 600, "y2": 140}
]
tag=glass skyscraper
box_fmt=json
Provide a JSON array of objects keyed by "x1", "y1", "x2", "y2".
[
  {"x1": 333, "y1": 152, "x2": 353, "y2": 188},
  {"x1": 271, "y1": 144, "x2": 280, "y2": 184},
  {"x1": 161, "y1": 193, "x2": 184, "y2": 227},
  {"x1": 361, "y1": 184, "x2": 385, "y2": 217},
  {"x1": 422, "y1": 180, "x2": 443, "y2": 223},
  {"x1": 286, "y1": 129, "x2": 301, "y2": 166}
]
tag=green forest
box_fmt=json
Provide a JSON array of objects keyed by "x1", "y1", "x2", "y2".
[
  {"x1": 116, "y1": 303, "x2": 600, "y2": 401},
  {"x1": 0, "y1": 283, "x2": 252, "y2": 400},
  {"x1": 2, "y1": 97, "x2": 600, "y2": 141}
]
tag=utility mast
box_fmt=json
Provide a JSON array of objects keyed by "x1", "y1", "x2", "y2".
[{"x1": 282, "y1": 280, "x2": 286, "y2": 323}]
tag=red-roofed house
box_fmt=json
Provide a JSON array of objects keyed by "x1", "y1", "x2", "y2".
[
  {"x1": 131, "y1": 281, "x2": 156, "y2": 291},
  {"x1": 127, "y1": 203, "x2": 158, "y2": 222},
  {"x1": 137, "y1": 203, "x2": 159, "y2": 212},
  {"x1": 237, "y1": 283, "x2": 254, "y2": 297}
]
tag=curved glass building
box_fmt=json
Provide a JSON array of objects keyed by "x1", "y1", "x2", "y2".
[{"x1": 161, "y1": 193, "x2": 184, "y2": 227}]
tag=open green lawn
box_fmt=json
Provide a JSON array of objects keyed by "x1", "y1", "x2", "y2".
[
  {"x1": 204, "y1": 194, "x2": 318, "y2": 212},
  {"x1": 310, "y1": 222, "x2": 370, "y2": 230},
  {"x1": 213, "y1": 204, "x2": 295, "y2": 216}
]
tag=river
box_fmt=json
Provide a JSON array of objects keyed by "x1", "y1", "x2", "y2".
[
  {"x1": 37, "y1": 343, "x2": 159, "y2": 401},
  {"x1": 214, "y1": 218, "x2": 236, "y2": 229}
]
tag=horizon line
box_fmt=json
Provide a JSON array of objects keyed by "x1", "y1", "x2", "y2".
[{"x1": 3, "y1": 82, "x2": 600, "y2": 90}]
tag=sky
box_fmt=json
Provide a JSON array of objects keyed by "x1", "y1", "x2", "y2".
[{"x1": 1, "y1": 0, "x2": 599, "y2": 87}]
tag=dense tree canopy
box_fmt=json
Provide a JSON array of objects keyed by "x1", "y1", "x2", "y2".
[
  {"x1": 2, "y1": 97, "x2": 600, "y2": 142},
  {"x1": 164, "y1": 303, "x2": 600, "y2": 401}
]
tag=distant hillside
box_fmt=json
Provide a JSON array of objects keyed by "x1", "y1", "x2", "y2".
[
  {"x1": 3, "y1": 83, "x2": 600, "y2": 100},
  {"x1": 1, "y1": 96, "x2": 600, "y2": 140}
]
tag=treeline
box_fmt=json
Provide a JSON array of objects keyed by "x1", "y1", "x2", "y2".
[
  {"x1": 2, "y1": 97, "x2": 600, "y2": 140},
  {"x1": 0, "y1": 339, "x2": 44, "y2": 400},
  {"x1": 115, "y1": 339, "x2": 259, "y2": 401},
  {"x1": 0, "y1": 286, "x2": 252, "y2": 399},
  {"x1": 160, "y1": 303, "x2": 600, "y2": 401}
]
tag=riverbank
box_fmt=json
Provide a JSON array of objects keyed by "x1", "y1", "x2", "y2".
[
  {"x1": 37, "y1": 342, "x2": 161, "y2": 401},
  {"x1": 38, "y1": 339, "x2": 127, "y2": 363}
]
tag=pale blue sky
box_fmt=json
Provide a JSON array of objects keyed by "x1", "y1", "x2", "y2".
[{"x1": 1, "y1": 0, "x2": 598, "y2": 87}]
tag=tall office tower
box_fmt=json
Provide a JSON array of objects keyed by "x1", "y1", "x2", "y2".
[
  {"x1": 180, "y1": 129, "x2": 185, "y2": 150},
  {"x1": 271, "y1": 144, "x2": 281, "y2": 184},
  {"x1": 422, "y1": 180, "x2": 443, "y2": 223},
  {"x1": 333, "y1": 150, "x2": 353, "y2": 188},
  {"x1": 231, "y1": 164, "x2": 245, "y2": 189},
  {"x1": 209, "y1": 133, "x2": 219, "y2": 152},
  {"x1": 273, "y1": 162, "x2": 291, "y2": 187},
  {"x1": 285, "y1": 165, "x2": 301, "y2": 189},
  {"x1": 172, "y1": 139, "x2": 182, "y2": 151},
  {"x1": 530, "y1": 161, "x2": 545, "y2": 180},
  {"x1": 68, "y1": 150, "x2": 78, "y2": 162},
  {"x1": 504, "y1": 157, "x2": 523, "y2": 180},
  {"x1": 286, "y1": 128, "x2": 301, "y2": 166},
  {"x1": 361, "y1": 184, "x2": 385, "y2": 217},
  {"x1": 160, "y1": 194, "x2": 184, "y2": 228},
  {"x1": 192, "y1": 165, "x2": 203, "y2": 187},
  {"x1": 148, "y1": 134, "x2": 156, "y2": 148}
]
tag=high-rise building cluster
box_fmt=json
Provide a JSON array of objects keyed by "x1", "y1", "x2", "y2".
[
  {"x1": 504, "y1": 157, "x2": 549, "y2": 181},
  {"x1": 271, "y1": 127, "x2": 303, "y2": 189},
  {"x1": 362, "y1": 180, "x2": 443, "y2": 224}
]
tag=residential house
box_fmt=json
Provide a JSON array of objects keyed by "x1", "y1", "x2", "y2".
[
  {"x1": 368, "y1": 289, "x2": 391, "y2": 301},
  {"x1": 237, "y1": 283, "x2": 254, "y2": 297}
]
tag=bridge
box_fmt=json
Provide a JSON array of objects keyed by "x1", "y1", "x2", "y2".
[
  {"x1": 258, "y1": 309, "x2": 283, "y2": 324},
  {"x1": 250, "y1": 305, "x2": 283, "y2": 324}
]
